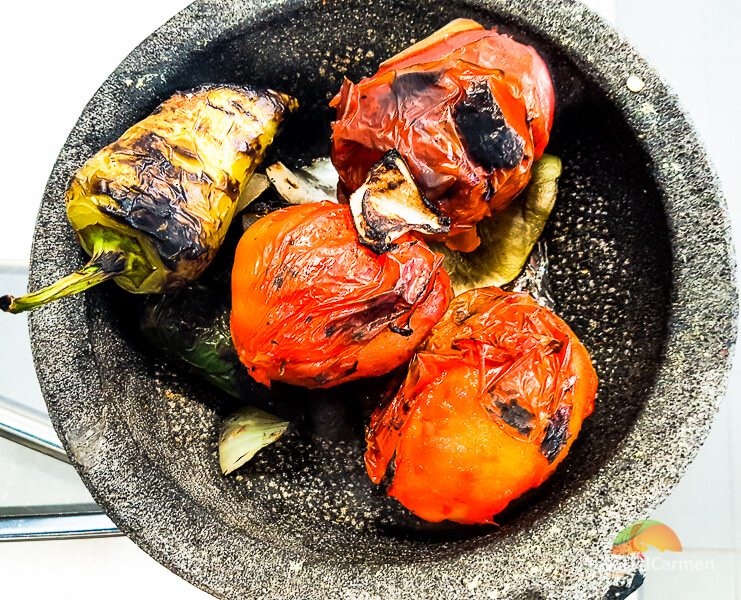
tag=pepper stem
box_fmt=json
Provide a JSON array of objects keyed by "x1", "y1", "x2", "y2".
[{"x1": 0, "y1": 251, "x2": 129, "y2": 314}]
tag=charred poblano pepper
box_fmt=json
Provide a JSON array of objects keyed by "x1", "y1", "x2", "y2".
[
  {"x1": 1, "y1": 85, "x2": 297, "y2": 313},
  {"x1": 140, "y1": 283, "x2": 245, "y2": 398},
  {"x1": 432, "y1": 154, "x2": 562, "y2": 295}
]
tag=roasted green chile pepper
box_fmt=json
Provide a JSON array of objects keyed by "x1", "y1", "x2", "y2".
[
  {"x1": 432, "y1": 154, "x2": 562, "y2": 295},
  {"x1": 1, "y1": 85, "x2": 297, "y2": 313},
  {"x1": 140, "y1": 283, "x2": 244, "y2": 398}
]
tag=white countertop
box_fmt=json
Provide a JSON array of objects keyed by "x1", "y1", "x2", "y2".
[{"x1": 0, "y1": 1, "x2": 738, "y2": 598}]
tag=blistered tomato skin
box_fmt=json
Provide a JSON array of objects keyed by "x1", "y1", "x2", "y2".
[
  {"x1": 365, "y1": 287, "x2": 597, "y2": 524},
  {"x1": 230, "y1": 202, "x2": 453, "y2": 389},
  {"x1": 331, "y1": 20, "x2": 555, "y2": 252}
]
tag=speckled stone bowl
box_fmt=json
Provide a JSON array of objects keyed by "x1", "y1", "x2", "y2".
[{"x1": 27, "y1": 1, "x2": 737, "y2": 598}]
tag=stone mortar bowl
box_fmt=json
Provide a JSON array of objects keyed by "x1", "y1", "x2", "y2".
[{"x1": 27, "y1": 0, "x2": 737, "y2": 598}]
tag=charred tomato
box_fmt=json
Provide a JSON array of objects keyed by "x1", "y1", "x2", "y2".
[
  {"x1": 365, "y1": 287, "x2": 597, "y2": 524},
  {"x1": 331, "y1": 19, "x2": 555, "y2": 252},
  {"x1": 231, "y1": 202, "x2": 452, "y2": 388}
]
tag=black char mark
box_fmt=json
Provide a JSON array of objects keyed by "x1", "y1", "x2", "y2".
[
  {"x1": 324, "y1": 293, "x2": 410, "y2": 342},
  {"x1": 96, "y1": 251, "x2": 128, "y2": 274},
  {"x1": 94, "y1": 133, "x2": 210, "y2": 268},
  {"x1": 454, "y1": 81, "x2": 525, "y2": 171},
  {"x1": 494, "y1": 399, "x2": 534, "y2": 435},
  {"x1": 322, "y1": 252, "x2": 440, "y2": 343},
  {"x1": 605, "y1": 571, "x2": 645, "y2": 600},
  {"x1": 391, "y1": 71, "x2": 441, "y2": 98},
  {"x1": 540, "y1": 406, "x2": 572, "y2": 463}
]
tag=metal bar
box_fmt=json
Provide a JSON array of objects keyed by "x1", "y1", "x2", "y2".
[
  {"x1": 0, "y1": 262, "x2": 30, "y2": 274},
  {"x1": 0, "y1": 510, "x2": 121, "y2": 541},
  {"x1": 0, "y1": 402, "x2": 124, "y2": 539},
  {"x1": 0, "y1": 393, "x2": 69, "y2": 463},
  {"x1": 0, "y1": 400, "x2": 124, "y2": 539},
  {"x1": 0, "y1": 267, "x2": 121, "y2": 540}
]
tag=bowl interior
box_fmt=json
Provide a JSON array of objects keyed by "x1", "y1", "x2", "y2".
[{"x1": 52, "y1": 0, "x2": 671, "y2": 566}]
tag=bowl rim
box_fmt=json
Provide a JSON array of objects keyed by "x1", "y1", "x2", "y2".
[{"x1": 27, "y1": 0, "x2": 738, "y2": 598}]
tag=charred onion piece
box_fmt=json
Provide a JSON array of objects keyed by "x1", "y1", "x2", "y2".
[
  {"x1": 349, "y1": 151, "x2": 450, "y2": 253},
  {"x1": 435, "y1": 154, "x2": 561, "y2": 294},
  {"x1": 366, "y1": 287, "x2": 597, "y2": 524},
  {"x1": 230, "y1": 202, "x2": 452, "y2": 388},
  {"x1": 266, "y1": 159, "x2": 339, "y2": 205},
  {"x1": 1, "y1": 85, "x2": 297, "y2": 313},
  {"x1": 331, "y1": 18, "x2": 555, "y2": 252}
]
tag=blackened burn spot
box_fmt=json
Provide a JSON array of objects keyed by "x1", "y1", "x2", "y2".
[
  {"x1": 540, "y1": 406, "x2": 572, "y2": 463},
  {"x1": 454, "y1": 81, "x2": 525, "y2": 171},
  {"x1": 391, "y1": 71, "x2": 440, "y2": 98},
  {"x1": 547, "y1": 338, "x2": 564, "y2": 353},
  {"x1": 325, "y1": 293, "x2": 413, "y2": 342},
  {"x1": 314, "y1": 372, "x2": 330, "y2": 385},
  {"x1": 97, "y1": 251, "x2": 128, "y2": 274},
  {"x1": 344, "y1": 361, "x2": 359, "y2": 377},
  {"x1": 389, "y1": 323, "x2": 413, "y2": 336},
  {"x1": 93, "y1": 134, "x2": 208, "y2": 268},
  {"x1": 495, "y1": 399, "x2": 534, "y2": 435},
  {"x1": 206, "y1": 97, "x2": 235, "y2": 115}
]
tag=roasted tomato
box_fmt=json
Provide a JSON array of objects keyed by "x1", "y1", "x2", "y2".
[
  {"x1": 365, "y1": 287, "x2": 597, "y2": 524},
  {"x1": 331, "y1": 19, "x2": 555, "y2": 252},
  {"x1": 231, "y1": 202, "x2": 452, "y2": 388}
]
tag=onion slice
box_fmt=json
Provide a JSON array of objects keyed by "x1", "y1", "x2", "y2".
[
  {"x1": 266, "y1": 160, "x2": 338, "y2": 204},
  {"x1": 219, "y1": 406, "x2": 289, "y2": 475},
  {"x1": 236, "y1": 173, "x2": 270, "y2": 212}
]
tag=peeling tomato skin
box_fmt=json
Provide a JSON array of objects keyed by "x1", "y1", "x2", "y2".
[
  {"x1": 331, "y1": 25, "x2": 555, "y2": 252},
  {"x1": 365, "y1": 288, "x2": 597, "y2": 524},
  {"x1": 231, "y1": 202, "x2": 453, "y2": 389}
]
